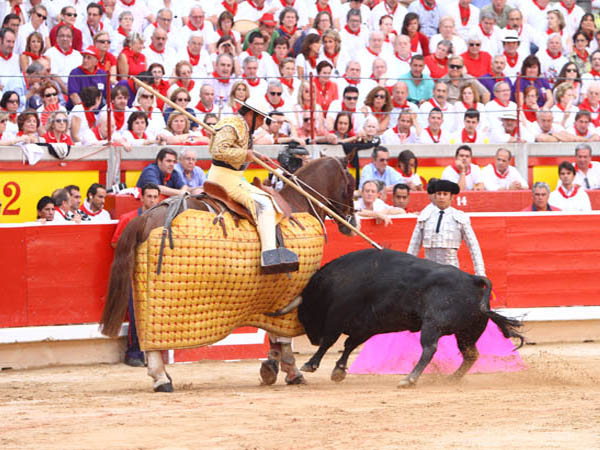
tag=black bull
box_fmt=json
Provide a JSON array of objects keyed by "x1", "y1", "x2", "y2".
[{"x1": 282, "y1": 249, "x2": 524, "y2": 387}]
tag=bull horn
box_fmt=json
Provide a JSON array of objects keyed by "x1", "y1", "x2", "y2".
[{"x1": 264, "y1": 296, "x2": 303, "y2": 317}]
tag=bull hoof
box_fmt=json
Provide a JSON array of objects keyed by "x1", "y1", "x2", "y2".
[
  {"x1": 285, "y1": 373, "x2": 307, "y2": 385},
  {"x1": 330, "y1": 367, "x2": 346, "y2": 383},
  {"x1": 300, "y1": 362, "x2": 317, "y2": 373},
  {"x1": 398, "y1": 378, "x2": 416, "y2": 389},
  {"x1": 154, "y1": 382, "x2": 174, "y2": 393},
  {"x1": 260, "y1": 359, "x2": 279, "y2": 385}
]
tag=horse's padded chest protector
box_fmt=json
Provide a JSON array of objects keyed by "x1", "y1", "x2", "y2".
[{"x1": 134, "y1": 210, "x2": 324, "y2": 350}]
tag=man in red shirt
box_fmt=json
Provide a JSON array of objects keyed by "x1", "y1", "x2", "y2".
[
  {"x1": 461, "y1": 35, "x2": 492, "y2": 78},
  {"x1": 110, "y1": 182, "x2": 160, "y2": 367}
]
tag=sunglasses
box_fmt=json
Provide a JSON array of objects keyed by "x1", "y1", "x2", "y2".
[
  {"x1": 7, "y1": 99, "x2": 18, "y2": 104},
  {"x1": 141, "y1": 94, "x2": 153, "y2": 99},
  {"x1": 0, "y1": 119, "x2": 7, "y2": 123},
  {"x1": 377, "y1": 158, "x2": 389, "y2": 162},
  {"x1": 303, "y1": 118, "x2": 311, "y2": 122},
  {"x1": 96, "y1": 39, "x2": 111, "y2": 44},
  {"x1": 269, "y1": 92, "x2": 282, "y2": 96},
  {"x1": 44, "y1": 92, "x2": 58, "y2": 98},
  {"x1": 345, "y1": 96, "x2": 358, "y2": 101},
  {"x1": 469, "y1": 42, "x2": 481, "y2": 47},
  {"x1": 35, "y1": 12, "x2": 47, "y2": 20},
  {"x1": 64, "y1": 12, "x2": 77, "y2": 17},
  {"x1": 54, "y1": 118, "x2": 68, "y2": 123},
  {"x1": 449, "y1": 64, "x2": 463, "y2": 69},
  {"x1": 374, "y1": 94, "x2": 386, "y2": 99},
  {"x1": 176, "y1": 97, "x2": 190, "y2": 101},
  {"x1": 566, "y1": 68, "x2": 578, "y2": 73}
]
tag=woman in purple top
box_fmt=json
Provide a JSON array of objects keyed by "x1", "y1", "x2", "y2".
[{"x1": 517, "y1": 55, "x2": 554, "y2": 110}]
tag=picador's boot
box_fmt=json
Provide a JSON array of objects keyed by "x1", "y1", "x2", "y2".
[{"x1": 257, "y1": 208, "x2": 299, "y2": 274}]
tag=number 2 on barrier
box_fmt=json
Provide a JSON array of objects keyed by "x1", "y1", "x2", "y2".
[{"x1": 2, "y1": 181, "x2": 21, "y2": 215}]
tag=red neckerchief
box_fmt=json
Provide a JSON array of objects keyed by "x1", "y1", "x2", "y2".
[
  {"x1": 384, "y1": 0, "x2": 398, "y2": 14},
  {"x1": 213, "y1": 70, "x2": 230, "y2": 83},
  {"x1": 55, "y1": 44, "x2": 73, "y2": 56},
  {"x1": 315, "y1": 78, "x2": 332, "y2": 96},
  {"x1": 560, "y1": 0, "x2": 575, "y2": 13},
  {"x1": 247, "y1": 48, "x2": 263, "y2": 60},
  {"x1": 280, "y1": 24, "x2": 297, "y2": 35},
  {"x1": 87, "y1": 21, "x2": 103, "y2": 37},
  {"x1": 196, "y1": 101, "x2": 214, "y2": 113},
  {"x1": 532, "y1": 0, "x2": 545, "y2": 10},
  {"x1": 462, "y1": 101, "x2": 475, "y2": 110},
  {"x1": 428, "y1": 97, "x2": 446, "y2": 111},
  {"x1": 366, "y1": 47, "x2": 380, "y2": 57},
  {"x1": 575, "y1": 163, "x2": 592, "y2": 172},
  {"x1": 393, "y1": 99, "x2": 408, "y2": 108},
  {"x1": 546, "y1": 49, "x2": 562, "y2": 59},
  {"x1": 247, "y1": 0, "x2": 264, "y2": 10},
  {"x1": 22, "y1": 51, "x2": 40, "y2": 60},
  {"x1": 452, "y1": 161, "x2": 470, "y2": 175},
  {"x1": 394, "y1": 51, "x2": 410, "y2": 62},
  {"x1": 176, "y1": 79, "x2": 195, "y2": 91},
  {"x1": 81, "y1": 202, "x2": 102, "y2": 216},
  {"x1": 91, "y1": 126, "x2": 104, "y2": 140},
  {"x1": 425, "y1": 127, "x2": 441, "y2": 143},
  {"x1": 117, "y1": 26, "x2": 128, "y2": 37},
  {"x1": 280, "y1": 77, "x2": 294, "y2": 89},
  {"x1": 504, "y1": 51, "x2": 518, "y2": 67},
  {"x1": 78, "y1": 65, "x2": 98, "y2": 75},
  {"x1": 217, "y1": 29, "x2": 235, "y2": 41},
  {"x1": 265, "y1": 93, "x2": 284, "y2": 109},
  {"x1": 384, "y1": 30, "x2": 398, "y2": 43},
  {"x1": 55, "y1": 206, "x2": 67, "y2": 219},
  {"x1": 130, "y1": 130, "x2": 147, "y2": 139},
  {"x1": 579, "y1": 98, "x2": 600, "y2": 113},
  {"x1": 420, "y1": 0, "x2": 436, "y2": 11},
  {"x1": 272, "y1": 54, "x2": 281, "y2": 66},
  {"x1": 343, "y1": 75, "x2": 360, "y2": 85},
  {"x1": 493, "y1": 165, "x2": 508, "y2": 178},
  {"x1": 589, "y1": 69, "x2": 600, "y2": 78},
  {"x1": 342, "y1": 101, "x2": 356, "y2": 112},
  {"x1": 370, "y1": 73, "x2": 380, "y2": 83},
  {"x1": 344, "y1": 24, "x2": 361, "y2": 36},
  {"x1": 523, "y1": 108, "x2": 537, "y2": 122},
  {"x1": 399, "y1": 167, "x2": 413, "y2": 177},
  {"x1": 149, "y1": 43, "x2": 164, "y2": 54},
  {"x1": 187, "y1": 47, "x2": 200, "y2": 65},
  {"x1": 316, "y1": 0, "x2": 332, "y2": 15},
  {"x1": 479, "y1": 23, "x2": 492, "y2": 37},
  {"x1": 546, "y1": 28, "x2": 562, "y2": 36},
  {"x1": 222, "y1": 0, "x2": 238, "y2": 16},
  {"x1": 243, "y1": 74, "x2": 260, "y2": 87},
  {"x1": 1, "y1": 107, "x2": 16, "y2": 122},
  {"x1": 558, "y1": 185, "x2": 579, "y2": 198},
  {"x1": 163, "y1": 171, "x2": 172, "y2": 183},
  {"x1": 410, "y1": 33, "x2": 420, "y2": 52},
  {"x1": 12, "y1": 4, "x2": 22, "y2": 17},
  {"x1": 120, "y1": 0, "x2": 135, "y2": 5},
  {"x1": 459, "y1": 3, "x2": 470, "y2": 25},
  {"x1": 113, "y1": 109, "x2": 125, "y2": 129},
  {"x1": 493, "y1": 73, "x2": 505, "y2": 82},
  {"x1": 187, "y1": 21, "x2": 203, "y2": 31},
  {"x1": 307, "y1": 54, "x2": 317, "y2": 68},
  {"x1": 462, "y1": 128, "x2": 477, "y2": 143},
  {"x1": 556, "y1": 102, "x2": 566, "y2": 112},
  {"x1": 574, "y1": 48, "x2": 588, "y2": 61},
  {"x1": 369, "y1": 105, "x2": 385, "y2": 121},
  {"x1": 83, "y1": 106, "x2": 96, "y2": 127},
  {"x1": 44, "y1": 132, "x2": 72, "y2": 144},
  {"x1": 281, "y1": 0, "x2": 295, "y2": 6},
  {"x1": 574, "y1": 125, "x2": 588, "y2": 136},
  {"x1": 432, "y1": 54, "x2": 447, "y2": 67}
]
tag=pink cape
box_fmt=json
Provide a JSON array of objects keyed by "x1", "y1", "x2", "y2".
[{"x1": 348, "y1": 320, "x2": 526, "y2": 375}]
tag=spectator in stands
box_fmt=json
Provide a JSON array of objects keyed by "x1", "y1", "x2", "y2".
[
  {"x1": 174, "y1": 149, "x2": 206, "y2": 189},
  {"x1": 381, "y1": 110, "x2": 420, "y2": 145},
  {"x1": 67, "y1": 45, "x2": 108, "y2": 109},
  {"x1": 92, "y1": 33, "x2": 116, "y2": 86},
  {"x1": 388, "y1": 35, "x2": 412, "y2": 79},
  {"x1": 521, "y1": 182, "x2": 561, "y2": 211},
  {"x1": 441, "y1": 55, "x2": 490, "y2": 104},
  {"x1": 105, "y1": 85, "x2": 130, "y2": 133},
  {"x1": 424, "y1": 39, "x2": 451, "y2": 81},
  {"x1": 64, "y1": 185, "x2": 89, "y2": 220},
  {"x1": 0, "y1": 111, "x2": 18, "y2": 145},
  {"x1": 117, "y1": 32, "x2": 146, "y2": 84},
  {"x1": 480, "y1": 0, "x2": 510, "y2": 28},
  {"x1": 326, "y1": 85, "x2": 360, "y2": 131},
  {"x1": 429, "y1": 16, "x2": 465, "y2": 56},
  {"x1": 407, "y1": 0, "x2": 439, "y2": 38},
  {"x1": 573, "y1": 143, "x2": 600, "y2": 189},
  {"x1": 296, "y1": 111, "x2": 335, "y2": 144},
  {"x1": 143, "y1": 28, "x2": 177, "y2": 78},
  {"x1": 360, "y1": 86, "x2": 391, "y2": 134},
  {"x1": 110, "y1": 182, "x2": 160, "y2": 367},
  {"x1": 6, "y1": 61, "x2": 45, "y2": 111},
  {"x1": 160, "y1": 112, "x2": 208, "y2": 146},
  {"x1": 564, "y1": 110, "x2": 600, "y2": 141},
  {"x1": 455, "y1": 83, "x2": 488, "y2": 129},
  {"x1": 521, "y1": 86, "x2": 540, "y2": 127},
  {"x1": 19, "y1": 31, "x2": 45, "y2": 73},
  {"x1": 292, "y1": 81, "x2": 324, "y2": 133},
  {"x1": 330, "y1": 112, "x2": 359, "y2": 143},
  {"x1": 240, "y1": 31, "x2": 270, "y2": 78},
  {"x1": 358, "y1": 146, "x2": 403, "y2": 192},
  {"x1": 311, "y1": 61, "x2": 338, "y2": 112},
  {"x1": 418, "y1": 81, "x2": 456, "y2": 134},
  {"x1": 214, "y1": 11, "x2": 241, "y2": 54},
  {"x1": 168, "y1": 61, "x2": 201, "y2": 108},
  {"x1": 52, "y1": 188, "x2": 81, "y2": 223},
  {"x1": 296, "y1": 33, "x2": 320, "y2": 80},
  {"x1": 552, "y1": 82, "x2": 578, "y2": 129},
  {"x1": 71, "y1": 86, "x2": 102, "y2": 143},
  {"x1": 402, "y1": 13, "x2": 430, "y2": 56},
  {"x1": 401, "y1": 55, "x2": 434, "y2": 105},
  {"x1": 579, "y1": 82, "x2": 600, "y2": 126},
  {"x1": 354, "y1": 179, "x2": 405, "y2": 226},
  {"x1": 539, "y1": 34, "x2": 568, "y2": 85},
  {"x1": 37, "y1": 81, "x2": 66, "y2": 130},
  {"x1": 545, "y1": 9, "x2": 568, "y2": 50},
  {"x1": 146, "y1": 63, "x2": 169, "y2": 111},
  {"x1": 389, "y1": 82, "x2": 418, "y2": 122},
  {"x1": 240, "y1": 56, "x2": 265, "y2": 98},
  {"x1": 224, "y1": 81, "x2": 249, "y2": 116},
  {"x1": 81, "y1": 183, "x2": 112, "y2": 222},
  {"x1": 441, "y1": 144, "x2": 484, "y2": 191},
  {"x1": 491, "y1": 111, "x2": 533, "y2": 143},
  {"x1": 530, "y1": 109, "x2": 575, "y2": 142},
  {"x1": 36, "y1": 196, "x2": 56, "y2": 223},
  {"x1": 0, "y1": 28, "x2": 20, "y2": 94},
  {"x1": 17, "y1": 110, "x2": 43, "y2": 143},
  {"x1": 80, "y1": 111, "x2": 131, "y2": 150},
  {"x1": 49, "y1": 6, "x2": 83, "y2": 51},
  {"x1": 480, "y1": 54, "x2": 513, "y2": 100},
  {"x1": 277, "y1": 56, "x2": 299, "y2": 106},
  {"x1": 0, "y1": 91, "x2": 20, "y2": 134},
  {"x1": 132, "y1": 88, "x2": 165, "y2": 134},
  {"x1": 253, "y1": 111, "x2": 299, "y2": 145},
  {"x1": 549, "y1": 161, "x2": 592, "y2": 211},
  {"x1": 554, "y1": 62, "x2": 582, "y2": 105},
  {"x1": 484, "y1": 80, "x2": 517, "y2": 129},
  {"x1": 501, "y1": 29, "x2": 524, "y2": 79},
  {"x1": 81, "y1": 3, "x2": 105, "y2": 49},
  {"x1": 581, "y1": 52, "x2": 600, "y2": 94},
  {"x1": 112, "y1": 11, "x2": 134, "y2": 55},
  {"x1": 319, "y1": 29, "x2": 342, "y2": 75},
  {"x1": 517, "y1": 55, "x2": 554, "y2": 111},
  {"x1": 481, "y1": 148, "x2": 528, "y2": 191},
  {"x1": 392, "y1": 183, "x2": 411, "y2": 211},
  {"x1": 210, "y1": 53, "x2": 235, "y2": 102},
  {"x1": 120, "y1": 111, "x2": 157, "y2": 145},
  {"x1": 417, "y1": 107, "x2": 448, "y2": 144},
  {"x1": 43, "y1": 111, "x2": 73, "y2": 145},
  {"x1": 461, "y1": 34, "x2": 492, "y2": 79},
  {"x1": 136, "y1": 147, "x2": 195, "y2": 196},
  {"x1": 176, "y1": 33, "x2": 212, "y2": 80},
  {"x1": 449, "y1": 109, "x2": 488, "y2": 144},
  {"x1": 44, "y1": 24, "x2": 82, "y2": 84},
  {"x1": 570, "y1": 31, "x2": 591, "y2": 74},
  {"x1": 397, "y1": 149, "x2": 423, "y2": 191}
]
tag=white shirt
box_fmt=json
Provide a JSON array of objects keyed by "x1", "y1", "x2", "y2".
[
  {"x1": 44, "y1": 46, "x2": 83, "y2": 84},
  {"x1": 368, "y1": 2, "x2": 407, "y2": 32},
  {"x1": 429, "y1": 34, "x2": 467, "y2": 56},
  {"x1": 418, "y1": 98, "x2": 457, "y2": 134},
  {"x1": 0, "y1": 51, "x2": 22, "y2": 93},
  {"x1": 574, "y1": 161, "x2": 600, "y2": 189},
  {"x1": 82, "y1": 199, "x2": 112, "y2": 223},
  {"x1": 339, "y1": 26, "x2": 370, "y2": 58},
  {"x1": 111, "y1": 0, "x2": 148, "y2": 34},
  {"x1": 354, "y1": 197, "x2": 390, "y2": 212},
  {"x1": 472, "y1": 24, "x2": 502, "y2": 56},
  {"x1": 548, "y1": 186, "x2": 592, "y2": 211},
  {"x1": 445, "y1": 2, "x2": 480, "y2": 41},
  {"x1": 418, "y1": 128, "x2": 449, "y2": 144},
  {"x1": 448, "y1": 128, "x2": 490, "y2": 145},
  {"x1": 143, "y1": 46, "x2": 178, "y2": 78},
  {"x1": 381, "y1": 126, "x2": 418, "y2": 145},
  {"x1": 481, "y1": 164, "x2": 528, "y2": 190},
  {"x1": 240, "y1": 50, "x2": 272, "y2": 78},
  {"x1": 484, "y1": 98, "x2": 517, "y2": 130},
  {"x1": 441, "y1": 163, "x2": 483, "y2": 190},
  {"x1": 538, "y1": 50, "x2": 569, "y2": 85},
  {"x1": 175, "y1": 47, "x2": 213, "y2": 79},
  {"x1": 554, "y1": 3, "x2": 585, "y2": 37}
]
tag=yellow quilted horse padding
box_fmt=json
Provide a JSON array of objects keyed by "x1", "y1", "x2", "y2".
[{"x1": 134, "y1": 209, "x2": 324, "y2": 351}]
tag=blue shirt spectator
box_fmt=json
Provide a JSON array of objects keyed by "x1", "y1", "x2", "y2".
[
  {"x1": 136, "y1": 148, "x2": 186, "y2": 195},
  {"x1": 407, "y1": 0, "x2": 441, "y2": 38},
  {"x1": 359, "y1": 147, "x2": 404, "y2": 190},
  {"x1": 174, "y1": 162, "x2": 206, "y2": 188}
]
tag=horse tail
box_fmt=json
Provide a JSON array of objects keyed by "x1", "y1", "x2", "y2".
[
  {"x1": 100, "y1": 215, "x2": 143, "y2": 337},
  {"x1": 476, "y1": 276, "x2": 525, "y2": 350}
]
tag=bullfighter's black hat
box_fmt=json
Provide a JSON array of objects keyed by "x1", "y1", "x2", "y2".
[{"x1": 431, "y1": 180, "x2": 460, "y2": 195}]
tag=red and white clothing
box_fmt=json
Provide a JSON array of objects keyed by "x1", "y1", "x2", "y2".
[
  {"x1": 237, "y1": 0, "x2": 273, "y2": 22},
  {"x1": 429, "y1": 34, "x2": 467, "y2": 57},
  {"x1": 295, "y1": 52, "x2": 319, "y2": 79},
  {"x1": 143, "y1": 45, "x2": 178, "y2": 78},
  {"x1": 368, "y1": 1, "x2": 408, "y2": 32},
  {"x1": 111, "y1": 0, "x2": 149, "y2": 34},
  {"x1": 502, "y1": 51, "x2": 526, "y2": 79},
  {"x1": 240, "y1": 49, "x2": 272, "y2": 78},
  {"x1": 573, "y1": 161, "x2": 600, "y2": 189},
  {"x1": 81, "y1": 199, "x2": 112, "y2": 223},
  {"x1": 566, "y1": 123, "x2": 599, "y2": 140},
  {"x1": 484, "y1": 98, "x2": 517, "y2": 129},
  {"x1": 43, "y1": 46, "x2": 83, "y2": 83},
  {"x1": 448, "y1": 128, "x2": 489, "y2": 145},
  {"x1": 481, "y1": 164, "x2": 528, "y2": 191},
  {"x1": 472, "y1": 23, "x2": 503, "y2": 55},
  {"x1": 381, "y1": 125, "x2": 418, "y2": 145},
  {"x1": 389, "y1": 99, "x2": 419, "y2": 125},
  {"x1": 42, "y1": 131, "x2": 74, "y2": 146},
  {"x1": 441, "y1": 163, "x2": 482, "y2": 190},
  {"x1": 538, "y1": 49, "x2": 568, "y2": 85},
  {"x1": 100, "y1": 105, "x2": 132, "y2": 132},
  {"x1": 70, "y1": 104, "x2": 96, "y2": 139},
  {"x1": 461, "y1": 50, "x2": 492, "y2": 79},
  {"x1": 326, "y1": 99, "x2": 362, "y2": 133},
  {"x1": 271, "y1": 0, "x2": 310, "y2": 28},
  {"x1": 454, "y1": 101, "x2": 488, "y2": 131},
  {"x1": 549, "y1": 185, "x2": 592, "y2": 211},
  {"x1": 0, "y1": 50, "x2": 22, "y2": 91},
  {"x1": 579, "y1": 95, "x2": 600, "y2": 123},
  {"x1": 551, "y1": 103, "x2": 577, "y2": 129},
  {"x1": 178, "y1": 22, "x2": 219, "y2": 53},
  {"x1": 356, "y1": 46, "x2": 392, "y2": 77},
  {"x1": 418, "y1": 98, "x2": 457, "y2": 134},
  {"x1": 446, "y1": 1, "x2": 480, "y2": 41},
  {"x1": 143, "y1": 24, "x2": 179, "y2": 52},
  {"x1": 523, "y1": 0, "x2": 551, "y2": 33},
  {"x1": 489, "y1": 123, "x2": 534, "y2": 143},
  {"x1": 167, "y1": 81, "x2": 201, "y2": 108},
  {"x1": 313, "y1": 78, "x2": 339, "y2": 112},
  {"x1": 387, "y1": 52, "x2": 412, "y2": 80},
  {"x1": 555, "y1": 2, "x2": 586, "y2": 37},
  {"x1": 176, "y1": 47, "x2": 213, "y2": 79},
  {"x1": 581, "y1": 70, "x2": 600, "y2": 95},
  {"x1": 339, "y1": 25, "x2": 370, "y2": 58},
  {"x1": 418, "y1": 127, "x2": 449, "y2": 144}
]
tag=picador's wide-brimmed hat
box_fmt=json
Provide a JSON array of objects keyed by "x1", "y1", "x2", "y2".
[
  {"x1": 431, "y1": 180, "x2": 460, "y2": 195},
  {"x1": 235, "y1": 97, "x2": 269, "y2": 119}
]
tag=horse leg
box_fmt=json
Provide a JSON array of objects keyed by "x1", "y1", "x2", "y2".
[
  {"x1": 278, "y1": 337, "x2": 306, "y2": 385},
  {"x1": 259, "y1": 334, "x2": 281, "y2": 385},
  {"x1": 147, "y1": 351, "x2": 173, "y2": 392},
  {"x1": 300, "y1": 332, "x2": 341, "y2": 373},
  {"x1": 398, "y1": 324, "x2": 440, "y2": 388}
]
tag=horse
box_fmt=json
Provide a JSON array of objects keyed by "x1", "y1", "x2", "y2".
[{"x1": 100, "y1": 155, "x2": 356, "y2": 391}]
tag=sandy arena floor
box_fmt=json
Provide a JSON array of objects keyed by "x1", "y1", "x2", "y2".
[{"x1": 1, "y1": 339, "x2": 599, "y2": 450}]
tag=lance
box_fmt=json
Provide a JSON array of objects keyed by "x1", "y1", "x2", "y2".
[{"x1": 132, "y1": 77, "x2": 383, "y2": 250}]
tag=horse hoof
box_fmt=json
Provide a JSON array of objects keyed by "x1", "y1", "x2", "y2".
[
  {"x1": 260, "y1": 360, "x2": 279, "y2": 385},
  {"x1": 300, "y1": 362, "x2": 317, "y2": 373},
  {"x1": 154, "y1": 382, "x2": 174, "y2": 393},
  {"x1": 398, "y1": 378, "x2": 416, "y2": 389},
  {"x1": 285, "y1": 373, "x2": 307, "y2": 385},
  {"x1": 330, "y1": 367, "x2": 346, "y2": 383}
]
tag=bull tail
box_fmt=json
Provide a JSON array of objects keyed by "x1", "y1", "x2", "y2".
[
  {"x1": 476, "y1": 276, "x2": 525, "y2": 350},
  {"x1": 100, "y1": 216, "x2": 143, "y2": 337},
  {"x1": 265, "y1": 296, "x2": 302, "y2": 317}
]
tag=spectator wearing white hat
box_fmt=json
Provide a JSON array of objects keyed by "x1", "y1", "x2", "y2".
[
  {"x1": 501, "y1": 29, "x2": 525, "y2": 79},
  {"x1": 489, "y1": 110, "x2": 533, "y2": 143}
]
